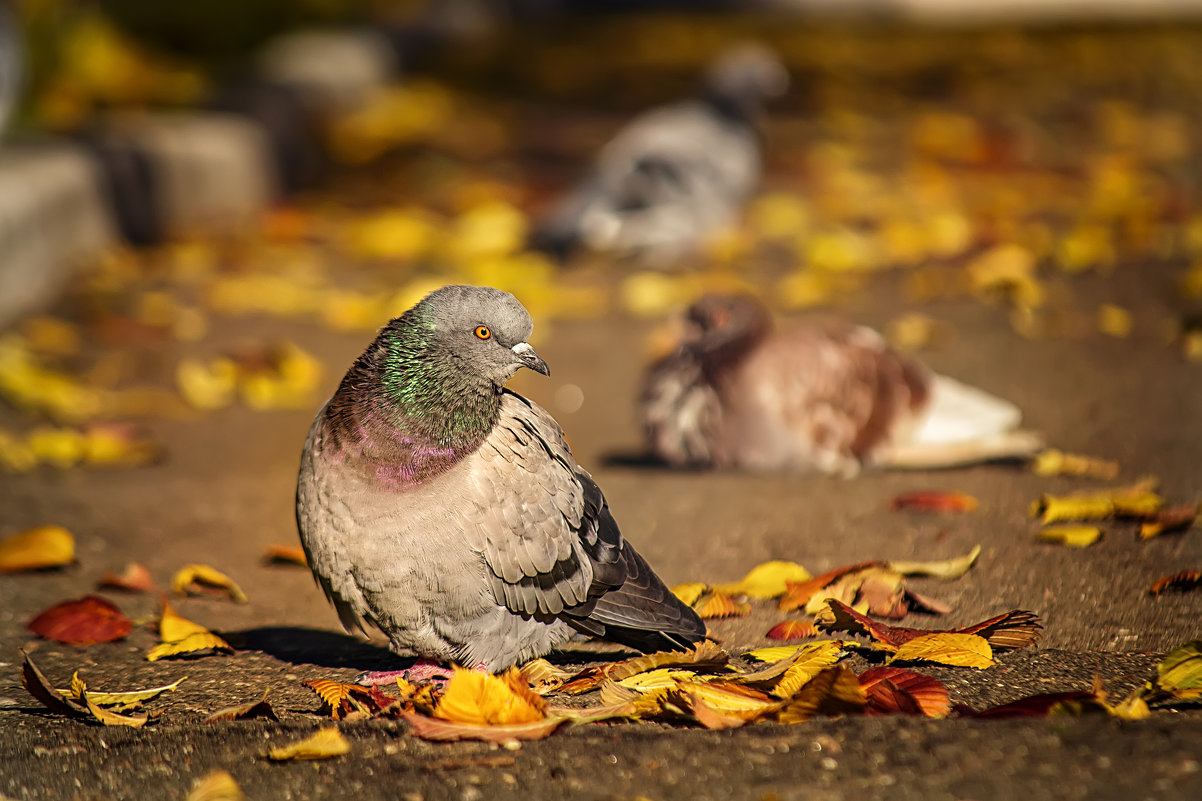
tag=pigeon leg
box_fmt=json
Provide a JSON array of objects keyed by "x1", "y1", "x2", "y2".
[{"x1": 355, "y1": 659, "x2": 486, "y2": 686}]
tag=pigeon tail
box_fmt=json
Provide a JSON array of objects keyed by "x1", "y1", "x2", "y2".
[{"x1": 907, "y1": 374, "x2": 1023, "y2": 446}]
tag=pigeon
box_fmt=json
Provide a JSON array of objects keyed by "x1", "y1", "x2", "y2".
[
  {"x1": 641, "y1": 293, "x2": 1043, "y2": 476},
  {"x1": 530, "y1": 43, "x2": 788, "y2": 264},
  {"x1": 297, "y1": 285, "x2": 705, "y2": 676}
]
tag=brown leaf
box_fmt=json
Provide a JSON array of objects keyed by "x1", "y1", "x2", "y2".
[
  {"x1": 263, "y1": 544, "x2": 308, "y2": 566},
  {"x1": 97, "y1": 562, "x2": 154, "y2": 593},
  {"x1": 779, "y1": 562, "x2": 882, "y2": 612},
  {"x1": 558, "y1": 641, "x2": 727, "y2": 694},
  {"x1": 403, "y1": 710, "x2": 566, "y2": 743},
  {"x1": 1139, "y1": 505, "x2": 1198, "y2": 540},
  {"x1": 1149, "y1": 570, "x2": 1202, "y2": 596},
  {"x1": 859, "y1": 576, "x2": 909, "y2": 619},
  {"x1": 693, "y1": 591, "x2": 751, "y2": 619},
  {"x1": 859, "y1": 667, "x2": 950, "y2": 718},
  {"x1": 265, "y1": 726, "x2": 351, "y2": 760},
  {"x1": 889, "y1": 491, "x2": 978, "y2": 513},
  {"x1": 817, "y1": 599, "x2": 1042, "y2": 652},
  {"x1": 766, "y1": 620, "x2": 818, "y2": 641},
  {"x1": 21, "y1": 652, "x2": 89, "y2": 718},
  {"x1": 955, "y1": 609, "x2": 1044, "y2": 651},
  {"x1": 0, "y1": 525, "x2": 75, "y2": 573},
  {"x1": 171, "y1": 564, "x2": 248, "y2": 603},
  {"x1": 774, "y1": 666, "x2": 866, "y2": 723},
  {"x1": 27, "y1": 595, "x2": 133, "y2": 645},
  {"x1": 205, "y1": 695, "x2": 279, "y2": 723}
]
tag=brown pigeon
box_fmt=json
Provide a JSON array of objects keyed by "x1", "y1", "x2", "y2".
[{"x1": 641, "y1": 294, "x2": 1042, "y2": 476}]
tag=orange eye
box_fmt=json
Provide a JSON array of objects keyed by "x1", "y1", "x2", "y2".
[{"x1": 474, "y1": 325, "x2": 492, "y2": 340}]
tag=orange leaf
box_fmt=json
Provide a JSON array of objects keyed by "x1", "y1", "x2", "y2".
[
  {"x1": 766, "y1": 620, "x2": 818, "y2": 641},
  {"x1": 889, "y1": 491, "x2": 978, "y2": 513},
  {"x1": 779, "y1": 561, "x2": 882, "y2": 611},
  {"x1": 27, "y1": 596, "x2": 132, "y2": 645},
  {"x1": 263, "y1": 544, "x2": 308, "y2": 566},
  {"x1": 859, "y1": 667, "x2": 950, "y2": 718},
  {"x1": 774, "y1": 666, "x2": 866, "y2": 723},
  {"x1": 303, "y1": 679, "x2": 396, "y2": 720},
  {"x1": 0, "y1": 525, "x2": 75, "y2": 573},
  {"x1": 402, "y1": 711, "x2": 565, "y2": 743},
  {"x1": 694, "y1": 592, "x2": 750, "y2": 619},
  {"x1": 817, "y1": 599, "x2": 1042, "y2": 652},
  {"x1": 97, "y1": 562, "x2": 154, "y2": 593},
  {"x1": 1149, "y1": 570, "x2": 1202, "y2": 596},
  {"x1": 1139, "y1": 505, "x2": 1198, "y2": 540},
  {"x1": 433, "y1": 668, "x2": 547, "y2": 726}
]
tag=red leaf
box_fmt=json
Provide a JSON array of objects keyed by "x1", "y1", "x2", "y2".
[
  {"x1": 1148, "y1": 569, "x2": 1202, "y2": 595},
  {"x1": 966, "y1": 691, "x2": 1097, "y2": 719},
  {"x1": 954, "y1": 609, "x2": 1044, "y2": 651},
  {"x1": 889, "y1": 491, "x2": 978, "y2": 513},
  {"x1": 27, "y1": 596, "x2": 133, "y2": 645},
  {"x1": 817, "y1": 600, "x2": 1043, "y2": 652},
  {"x1": 766, "y1": 620, "x2": 818, "y2": 641},
  {"x1": 859, "y1": 667, "x2": 950, "y2": 718}
]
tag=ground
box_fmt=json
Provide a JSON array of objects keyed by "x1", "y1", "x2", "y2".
[{"x1": 2, "y1": 18, "x2": 1202, "y2": 801}]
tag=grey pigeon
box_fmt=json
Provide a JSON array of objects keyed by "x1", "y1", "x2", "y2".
[
  {"x1": 642, "y1": 293, "x2": 1043, "y2": 476},
  {"x1": 530, "y1": 43, "x2": 788, "y2": 264},
  {"x1": 297, "y1": 285, "x2": 705, "y2": 674}
]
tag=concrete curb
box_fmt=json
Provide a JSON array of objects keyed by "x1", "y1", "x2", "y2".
[{"x1": 0, "y1": 29, "x2": 399, "y2": 329}]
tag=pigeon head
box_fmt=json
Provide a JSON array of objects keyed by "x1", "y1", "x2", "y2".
[
  {"x1": 683, "y1": 293, "x2": 773, "y2": 353},
  {"x1": 703, "y1": 44, "x2": 789, "y2": 116},
  {"x1": 399, "y1": 285, "x2": 550, "y2": 386}
]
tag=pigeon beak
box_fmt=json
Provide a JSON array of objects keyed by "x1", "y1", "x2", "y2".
[{"x1": 512, "y1": 342, "x2": 550, "y2": 377}]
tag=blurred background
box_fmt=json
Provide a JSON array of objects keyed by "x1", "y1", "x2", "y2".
[{"x1": 1, "y1": 0, "x2": 1202, "y2": 469}]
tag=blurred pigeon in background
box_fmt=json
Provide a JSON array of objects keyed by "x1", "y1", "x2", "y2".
[
  {"x1": 0, "y1": 0, "x2": 20, "y2": 138},
  {"x1": 530, "y1": 43, "x2": 788, "y2": 264},
  {"x1": 641, "y1": 293, "x2": 1043, "y2": 476},
  {"x1": 297, "y1": 285, "x2": 705, "y2": 678}
]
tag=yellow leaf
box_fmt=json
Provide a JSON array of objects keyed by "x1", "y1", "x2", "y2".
[
  {"x1": 1031, "y1": 449, "x2": 1120, "y2": 480},
  {"x1": 159, "y1": 599, "x2": 212, "y2": 642},
  {"x1": 1098, "y1": 304, "x2": 1133, "y2": 338},
  {"x1": 171, "y1": 564, "x2": 248, "y2": 603},
  {"x1": 889, "y1": 633, "x2": 994, "y2": 669},
  {"x1": 1038, "y1": 526, "x2": 1104, "y2": 548},
  {"x1": 885, "y1": 313, "x2": 947, "y2": 351},
  {"x1": 146, "y1": 632, "x2": 233, "y2": 662},
  {"x1": 265, "y1": 726, "x2": 351, "y2": 761},
  {"x1": 518, "y1": 659, "x2": 576, "y2": 694},
  {"x1": 61, "y1": 676, "x2": 186, "y2": 706},
  {"x1": 1156, "y1": 640, "x2": 1202, "y2": 692},
  {"x1": 175, "y1": 357, "x2": 238, "y2": 411},
  {"x1": 619, "y1": 273, "x2": 686, "y2": 318},
  {"x1": 888, "y1": 545, "x2": 981, "y2": 579},
  {"x1": 1032, "y1": 479, "x2": 1163, "y2": 523},
  {"x1": 745, "y1": 645, "x2": 805, "y2": 663},
  {"x1": 433, "y1": 668, "x2": 547, "y2": 726},
  {"x1": 693, "y1": 592, "x2": 751, "y2": 619},
  {"x1": 617, "y1": 668, "x2": 696, "y2": 693},
  {"x1": 769, "y1": 641, "x2": 848, "y2": 698},
  {"x1": 775, "y1": 666, "x2": 866, "y2": 723},
  {"x1": 0, "y1": 525, "x2": 75, "y2": 573},
  {"x1": 713, "y1": 560, "x2": 811, "y2": 599},
  {"x1": 83, "y1": 691, "x2": 149, "y2": 727},
  {"x1": 186, "y1": 769, "x2": 246, "y2": 801},
  {"x1": 671, "y1": 582, "x2": 707, "y2": 606}
]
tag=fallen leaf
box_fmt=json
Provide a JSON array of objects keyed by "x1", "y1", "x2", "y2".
[
  {"x1": 1037, "y1": 525, "x2": 1103, "y2": 548},
  {"x1": 1031, "y1": 479, "x2": 1163, "y2": 523},
  {"x1": 265, "y1": 726, "x2": 351, "y2": 761},
  {"x1": 766, "y1": 620, "x2": 818, "y2": 641},
  {"x1": 693, "y1": 591, "x2": 751, "y2": 619},
  {"x1": 263, "y1": 544, "x2": 308, "y2": 566},
  {"x1": 27, "y1": 595, "x2": 133, "y2": 645},
  {"x1": 889, "y1": 491, "x2": 978, "y2": 513},
  {"x1": 769, "y1": 641, "x2": 851, "y2": 698},
  {"x1": 304, "y1": 679, "x2": 394, "y2": 720},
  {"x1": 1139, "y1": 505, "x2": 1198, "y2": 539},
  {"x1": 859, "y1": 667, "x2": 950, "y2": 718},
  {"x1": 402, "y1": 711, "x2": 566, "y2": 743},
  {"x1": 712, "y1": 560, "x2": 811, "y2": 599},
  {"x1": 1155, "y1": 640, "x2": 1202, "y2": 693},
  {"x1": 83, "y1": 689, "x2": 149, "y2": 727},
  {"x1": 61, "y1": 675, "x2": 186, "y2": 707},
  {"x1": 171, "y1": 564, "x2": 248, "y2": 603},
  {"x1": 97, "y1": 562, "x2": 154, "y2": 593},
  {"x1": 778, "y1": 561, "x2": 882, "y2": 612},
  {"x1": 146, "y1": 632, "x2": 233, "y2": 662},
  {"x1": 1098, "y1": 303, "x2": 1133, "y2": 337},
  {"x1": 1149, "y1": 569, "x2": 1202, "y2": 595},
  {"x1": 888, "y1": 545, "x2": 982, "y2": 579},
  {"x1": 775, "y1": 666, "x2": 866, "y2": 723},
  {"x1": 670, "y1": 582, "x2": 707, "y2": 606},
  {"x1": 953, "y1": 610, "x2": 1044, "y2": 651},
  {"x1": 205, "y1": 694, "x2": 279, "y2": 723},
  {"x1": 1031, "y1": 449, "x2": 1120, "y2": 479},
  {"x1": 889, "y1": 633, "x2": 994, "y2": 669},
  {"x1": 968, "y1": 691, "x2": 1097, "y2": 719},
  {"x1": 433, "y1": 668, "x2": 547, "y2": 726},
  {"x1": 21, "y1": 652, "x2": 90, "y2": 718},
  {"x1": 518, "y1": 659, "x2": 576, "y2": 694},
  {"x1": 185, "y1": 769, "x2": 246, "y2": 801},
  {"x1": 158, "y1": 599, "x2": 213, "y2": 642},
  {"x1": 0, "y1": 525, "x2": 75, "y2": 573}
]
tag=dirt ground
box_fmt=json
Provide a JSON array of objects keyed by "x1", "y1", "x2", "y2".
[{"x1": 2, "y1": 18, "x2": 1202, "y2": 801}]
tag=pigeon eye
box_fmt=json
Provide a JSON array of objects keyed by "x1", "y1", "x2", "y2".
[{"x1": 474, "y1": 325, "x2": 492, "y2": 340}]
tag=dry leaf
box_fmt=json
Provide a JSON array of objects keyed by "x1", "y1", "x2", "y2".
[
  {"x1": 171, "y1": 564, "x2": 248, "y2": 603},
  {"x1": 61, "y1": 675, "x2": 186, "y2": 707},
  {"x1": 1155, "y1": 640, "x2": 1202, "y2": 693},
  {"x1": 159, "y1": 599, "x2": 213, "y2": 642},
  {"x1": 0, "y1": 525, "x2": 75, "y2": 573},
  {"x1": 859, "y1": 667, "x2": 950, "y2": 718},
  {"x1": 303, "y1": 679, "x2": 398, "y2": 720},
  {"x1": 402, "y1": 711, "x2": 566, "y2": 743},
  {"x1": 1098, "y1": 303, "x2": 1133, "y2": 337},
  {"x1": 766, "y1": 620, "x2": 818, "y2": 641},
  {"x1": 147, "y1": 632, "x2": 233, "y2": 662},
  {"x1": 953, "y1": 610, "x2": 1044, "y2": 651},
  {"x1": 889, "y1": 491, "x2": 978, "y2": 513},
  {"x1": 1037, "y1": 526, "x2": 1103, "y2": 548},
  {"x1": 27, "y1": 595, "x2": 133, "y2": 645},
  {"x1": 1139, "y1": 505, "x2": 1198, "y2": 539},
  {"x1": 186, "y1": 770, "x2": 246, "y2": 801},
  {"x1": 21, "y1": 652, "x2": 90, "y2": 718},
  {"x1": 205, "y1": 695, "x2": 279, "y2": 723},
  {"x1": 670, "y1": 582, "x2": 707, "y2": 606},
  {"x1": 83, "y1": 690, "x2": 150, "y2": 727},
  {"x1": 1031, "y1": 449, "x2": 1120, "y2": 479},
  {"x1": 97, "y1": 562, "x2": 154, "y2": 593},
  {"x1": 712, "y1": 560, "x2": 811, "y2": 599},
  {"x1": 774, "y1": 666, "x2": 866, "y2": 723},
  {"x1": 433, "y1": 668, "x2": 547, "y2": 726},
  {"x1": 693, "y1": 592, "x2": 751, "y2": 619},
  {"x1": 1031, "y1": 479, "x2": 1163, "y2": 523},
  {"x1": 970, "y1": 691, "x2": 1098, "y2": 719},
  {"x1": 518, "y1": 659, "x2": 576, "y2": 694},
  {"x1": 778, "y1": 561, "x2": 882, "y2": 612},
  {"x1": 265, "y1": 726, "x2": 351, "y2": 761},
  {"x1": 770, "y1": 642, "x2": 851, "y2": 698},
  {"x1": 888, "y1": 545, "x2": 982, "y2": 579},
  {"x1": 889, "y1": 633, "x2": 994, "y2": 669},
  {"x1": 1149, "y1": 570, "x2": 1202, "y2": 595},
  {"x1": 263, "y1": 544, "x2": 308, "y2": 566}
]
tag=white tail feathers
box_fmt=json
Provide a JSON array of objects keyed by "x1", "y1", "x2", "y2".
[{"x1": 876, "y1": 374, "x2": 1043, "y2": 470}]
